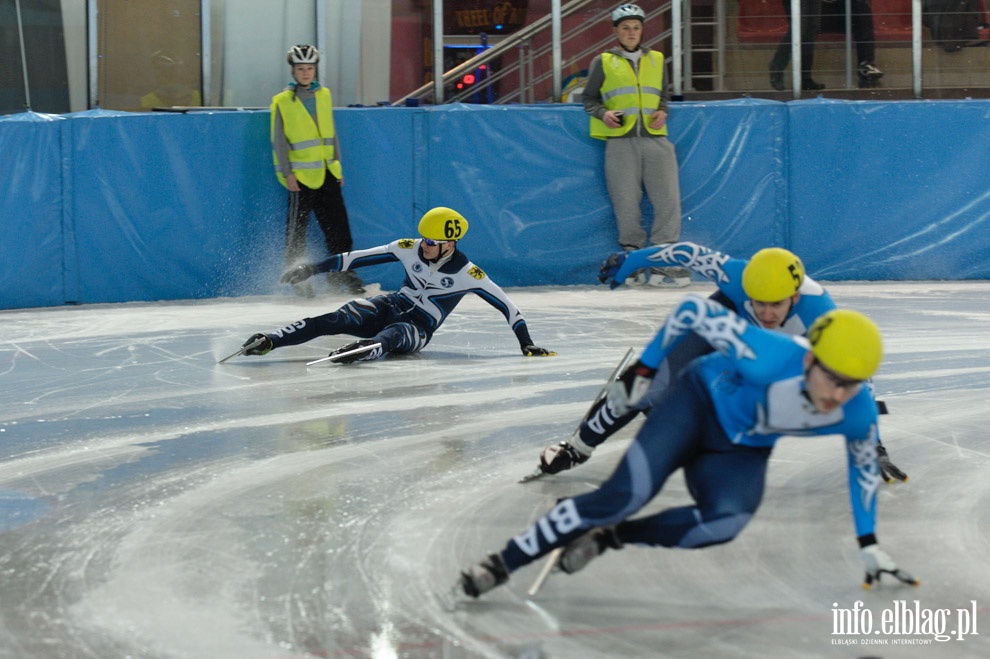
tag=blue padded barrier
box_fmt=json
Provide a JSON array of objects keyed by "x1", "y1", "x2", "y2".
[
  {"x1": 788, "y1": 98, "x2": 990, "y2": 280},
  {"x1": 1, "y1": 99, "x2": 988, "y2": 310},
  {"x1": 0, "y1": 112, "x2": 66, "y2": 309}
]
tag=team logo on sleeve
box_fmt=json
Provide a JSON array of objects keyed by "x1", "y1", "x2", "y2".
[
  {"x1": 398, "y1": 238, "x2": 416, "y2": 249},
  {"x1": 649, "y1": 243, "x2": 730, "y2": 283},
  {"x1": 441, "y1": 276, "x2": 455, "y2": 288},
  {"x1": 468, "y1": 265, "x2": 486, "y2": 280}
]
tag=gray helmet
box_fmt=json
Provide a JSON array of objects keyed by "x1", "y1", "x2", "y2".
[
  {"x1": 287, "y1": 44, "x2": 319, "y2": 65},
  {"x1": 611, "y1": 4, "x2": 646, "y2": 25}
]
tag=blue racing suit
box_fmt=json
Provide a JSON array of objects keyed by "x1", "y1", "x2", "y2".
[
  {"x1": 575, "y1": 241, "x2": 837, "y2": 453},
  {"x1": 501, "y1": 294, "x2": 882, "y2": 570}
]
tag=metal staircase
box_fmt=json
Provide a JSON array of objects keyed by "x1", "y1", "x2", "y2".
[{"x1": 393, "y1": 0, "x2": 703, "y2": 106}]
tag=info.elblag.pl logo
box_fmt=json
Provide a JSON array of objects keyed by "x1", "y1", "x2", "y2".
[{"x1": 831, "y1": 600, "x2": 979, "y2": 646}]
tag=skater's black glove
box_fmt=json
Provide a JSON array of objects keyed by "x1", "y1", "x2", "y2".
[
  {"x1": 522, "y1": 344, "x2": 556, "y2": 357},
  {"x1": 598, "y1": 252, "x2": 628, "y2": 289},
  {"x1": 860, "y1": 536, "x2": 919, "y2": 589},
  {"x1": 280, "y1": 263, "x2": 316, "y2": 285},
  {"x1": 241, "y1": 333, "x2": 273, "y2": 356},
  {"x1": 877, "y1": 443, "x2": 908, "y2": 483},
  {"x1": 605, "y1": 360, "x2": 656, "y2": 415}
]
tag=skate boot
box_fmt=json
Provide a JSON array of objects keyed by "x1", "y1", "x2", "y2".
[
  {"x1": 460, "y1": 553, "x2": 509, "y2": 598},
  {"x1": 558, "y1": 526, "x2": 622, "y2": 574},
  {"x1": 540, "y1": 442, "x2": 590, "y2": 475},
  {"x1": 241, "y1": 333, "x2": 274, "y2": 356},
  {"x1": 628, "y1": 269, "x2": 649, "y2": 287},
  {"x1": 329, "y1": 339, "x2": 383, "y2": 364},
  {"x1": 648, "y1": 267, "x2": 690, "y2": 288}
]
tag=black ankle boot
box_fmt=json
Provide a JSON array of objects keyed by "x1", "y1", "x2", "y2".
[{"x1": 769, "y1": 69, "x2": 785, "y2": 91}]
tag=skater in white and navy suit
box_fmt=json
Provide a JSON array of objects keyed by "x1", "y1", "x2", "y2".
[
  {"x1": 238, "y1": 207, "x2": 554, "y2": 364},
  {"x1": 460, "y1": 301, "x2": 918, "y2": 598}
]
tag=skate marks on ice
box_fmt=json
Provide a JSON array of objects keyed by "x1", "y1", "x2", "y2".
[{"x1": 0, "y1": 285, "x2": 988, "y2": 657}]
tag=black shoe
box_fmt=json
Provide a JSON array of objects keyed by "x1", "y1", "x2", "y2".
[
  {"x1": 801, "y1": 78, "x2": 825, "y2": 91},
  {"x1": 858, "y1": 61, "x2": 883, "y2": 79},
  {"x1": 769, "y1": 69, "x2": 785, "y2": 91}
]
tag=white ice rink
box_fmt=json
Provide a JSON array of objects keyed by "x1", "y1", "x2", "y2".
[{"x1": 1, "y1": 282, "x2": 988, "y2": 658}]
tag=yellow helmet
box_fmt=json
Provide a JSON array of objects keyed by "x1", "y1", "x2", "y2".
[
  {"x1": 807, "y1": 309, "x2": 883, "y2": 381},
  {"x1": 742, "y1": 247, "x2": 805, "y2": 302},
  {"x1": 418, "y1": 207, "x2": 469, "y2": 241}
]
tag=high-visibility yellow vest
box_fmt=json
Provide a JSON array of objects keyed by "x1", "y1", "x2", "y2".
[
  {"x1": 271, "y1": 87, "x2": 342, "y2": 188},
  {"x1": 590, "y1": 51, "x2": 667, "y2": 140}
]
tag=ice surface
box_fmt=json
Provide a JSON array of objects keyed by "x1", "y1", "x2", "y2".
[{"x1": 0, "y1": 283, "x2": 988, "y2": 658}]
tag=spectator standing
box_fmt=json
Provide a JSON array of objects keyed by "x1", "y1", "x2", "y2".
[
  {"x1": 582, "y1": 4, "x2": 689, "y2": 288},
  {"x1": 271, "y1": 44, "x2": 364, "y2": 298}
]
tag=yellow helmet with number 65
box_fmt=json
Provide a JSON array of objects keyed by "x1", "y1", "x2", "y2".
[
  {"x1": 742, "y1": 247, "x2": 805, "y2": 302},
  {"x1": 807, "y1": 309, "x2": 883, "y2": 381},
  {"x1": 418, "y1": 207, "x2": 469, "y2": 241}
]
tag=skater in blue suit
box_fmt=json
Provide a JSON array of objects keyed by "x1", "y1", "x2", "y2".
[
  {"x1": 536, "y1": 242, "x2": 907, "y2": 483},
  {"x1": 459, "y1": 299, "x2": 918, "y2": 597}
]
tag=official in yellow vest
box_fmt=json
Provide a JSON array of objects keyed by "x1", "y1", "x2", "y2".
[
  {"x1": 271, "y1": 44, "x2": 364, "y2": 297},
  {"x1": 582, "y1": 4, "x2": 687, "y2": 288}
]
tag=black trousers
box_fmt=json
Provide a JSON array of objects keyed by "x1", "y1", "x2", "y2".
[
  {"x1": 821, "y1": 0, "x2": 878, "y2": 64},
  {"x1": 285, "y1": 177, "x2": 354, "y2": 265},
  {"x1": 769, "y1": 0, "x2": 823, "y2": 77}
]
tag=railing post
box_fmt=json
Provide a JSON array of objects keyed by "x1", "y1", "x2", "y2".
[
  {"x1": 912, "y1": 0, "x2": 923, "y2": 98},
  {"x1": 433, "y1": 0, "x2": 444, "y2": 104},
  {"x1": 790, "y1": 0, "x2": 801, "y2": 97},
  {"x1": 671, "y1": 0, "x2": 683, "y2": 97},
  {"x1": 552, "y1": 0, "x2": 562, "y2": 102},
  {"x1": 844, "y1": 0, "x2": 853, "y2": 88},
  {"x1": 682, "y1": 0, "x2": 693, "y2": 92}
]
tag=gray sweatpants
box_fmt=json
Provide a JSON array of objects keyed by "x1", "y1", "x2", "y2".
[{"x1": 604, "y1": 136, "x2": 682, "y2": 250}]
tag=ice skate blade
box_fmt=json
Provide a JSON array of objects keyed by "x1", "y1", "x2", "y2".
[
  {"x1": 218, "y1": 337, "x2": 265, "y2": 364},
  {"x1": 527, "y1": 547, "x2": 563, "y2": 596},
  {"x1": 518, "y1": 467, "x2": 548, "y2": 483},
  {"x1": 307, "y1": 342, "x2": 382, "y2": 366},
  {"x1": 437, "y1": 582, "x2": 469, "y2": 612}
]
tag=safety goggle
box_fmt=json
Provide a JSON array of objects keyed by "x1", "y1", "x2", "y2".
[
  {"x1": 813, "y1": 359, "x2": 864, "y2": 391},
  {"x1": 422, "y1": 238, "x2": 453, "y2": 247}
]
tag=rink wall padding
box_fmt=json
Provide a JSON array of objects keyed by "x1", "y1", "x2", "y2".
[{"x1": 1, "y1": 100, "x2": 988, "y2": 310}]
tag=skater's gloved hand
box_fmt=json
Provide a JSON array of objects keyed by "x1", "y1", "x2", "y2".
[
  {"x1": 522, "y1": 345, "x2": 557, "y2": 357},
  {"x1": 241, "y1": 333, "x2": 273, "y2": 356},
  {"x1": 860, "y1": 538, "x2": 919, "y2": 589},
  {"x1": 605, "y1": 360, "x2": 656, "y2": 415},
  {"x1": 280, "y1": 263, "x2": 316, "y2": 285},
  {"x1": 877, "y1": 443, "x2": 908, "y2": 483},
  {"x1": 598, "y1": 252, "x2": 628, "y2": 289}
]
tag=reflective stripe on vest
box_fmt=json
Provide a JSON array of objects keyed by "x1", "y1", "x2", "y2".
[
  {"x1": 271, "y1": 87, "x2": 342, "y2": 188},
  {"x1": 589, "y1": 51, "x2": 667, "y2": 140}
]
